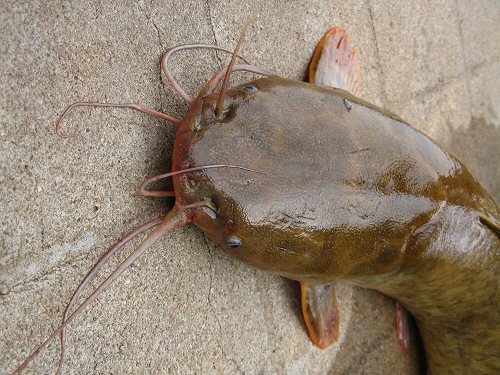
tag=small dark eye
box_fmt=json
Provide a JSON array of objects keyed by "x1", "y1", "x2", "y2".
[
  {"x1": 226, "y1": 235, "x2": 242, "y2": 248},
  {"x1": 242, "y1": 85, "x2": 258, "y2": 92}
]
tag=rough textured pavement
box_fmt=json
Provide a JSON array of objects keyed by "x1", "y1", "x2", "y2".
[{"x1": 1, "y1": 1, "x2": 499, "y2": 374}]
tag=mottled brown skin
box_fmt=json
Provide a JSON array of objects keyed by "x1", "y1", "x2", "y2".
[{"x1": 172, "y1": 76, "x2": 500, "y2": 374}]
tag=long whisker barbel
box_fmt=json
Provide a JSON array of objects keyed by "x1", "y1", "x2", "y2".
[{"x1": 139, "y1": 164, "x2": 267, "y2": 197}]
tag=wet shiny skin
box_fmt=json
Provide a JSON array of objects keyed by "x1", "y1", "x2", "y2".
[{"x1": 173, "y1": 77, "x2": 499, "y2": 374}]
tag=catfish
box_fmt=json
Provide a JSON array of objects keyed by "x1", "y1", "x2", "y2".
[{"x1": 11, "y1": 27, "x2": 500, "y2": 375}]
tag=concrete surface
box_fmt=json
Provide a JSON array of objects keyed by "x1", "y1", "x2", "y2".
[{"x1": 1, "y1": 1, "x2": 499, "y2": 374}]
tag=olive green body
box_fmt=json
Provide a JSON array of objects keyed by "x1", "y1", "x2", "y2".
[{"x1": 172, "y1": 77, "x2": 500, "y2": 374}]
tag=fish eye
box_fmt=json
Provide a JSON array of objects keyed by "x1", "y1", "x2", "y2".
[
  {"x1": 242, "y1": 85, "x2": 258, "y2": 92},
  {"x1": 226, "y1": 235, "x2": 242, "y2": 248}
]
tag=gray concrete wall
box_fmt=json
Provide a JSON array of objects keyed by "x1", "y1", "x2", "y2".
[{"x1": 1, "y1": 1, "x2": 498, "y2": 374}]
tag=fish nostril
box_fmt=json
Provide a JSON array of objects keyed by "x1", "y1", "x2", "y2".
[
  {"x1": 202, "y1": 197, "x2": 217, "y2": 211},
  {"x1": 202, "y1": 206, "x2": 217, "y2": 220},
  {"x1": 242, "y1": 85, "x2": 258, "y2": 92},
  {"x1": 218, "y1": 107, "x2": 230, "y2": 118},
  {"x1": 226, "y1": 235, "x2": 242, "y2": 248},
  {"x1": 201, "y1": 197, "x2": 218, "y2": 219}
]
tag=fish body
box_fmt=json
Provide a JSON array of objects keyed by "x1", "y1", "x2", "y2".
[{"x1": 173, "y1": 76, "x2": 500, "y2": 374}]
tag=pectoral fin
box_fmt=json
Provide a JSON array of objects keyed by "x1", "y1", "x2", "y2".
[
  {"x1": 309, "y1": 27, "x2": 361, "y2": 95},
  {"x1": 396, "y1": 301, "x2": 411, "y2": 357},
  {"x1": 301, "y1": 281, "x2": 340, "y2": 349}
]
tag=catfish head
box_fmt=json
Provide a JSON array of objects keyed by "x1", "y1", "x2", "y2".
[{"x1": 172, "y1": 76, "x2": 451, "y2": 284}]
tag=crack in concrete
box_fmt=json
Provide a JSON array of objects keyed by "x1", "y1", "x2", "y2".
[
  {"x1": 1, "y1": 214, "x2": 53, "y2": 296},
  {"x1": 205, "y1": 0, "x2": 223, "y2": 66},
  {"x1": 202, "y1": 234, "x2": 214, "y2": 303},
  {"x1": 202, "y1": 233, "x2": 213, "y2": 304},
  {"x1": 471, "y1": 54, "x2": 500, "y2": 74},
  {"x1": 212, "y1": 316, "x2": 244, "y2": 375},
  {"x1": 1, "y1": 254, "x2": 89, "y2": 296},
  {"x1": 386, "y1": 52, "x2": 497, "y2": 113},
  {"x1": 201, "y1": 233, "x2": 218, "y2": 312},
  {"x1": 384, "y1": 70, "x2": 468, "y2": 107},
  {"x1": 453, "y1": 0, "x2": 473, "y2": 123},
  {"x1": 367, "y1": 0, "x2": 388, "y2": 107},
  {"x1": 138, "y1": 0, "x2": 170, "y2": 114},
  {"x1": 200, "y1": 234, "x2": 243, "y2": 374}
]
